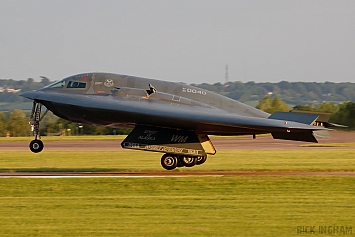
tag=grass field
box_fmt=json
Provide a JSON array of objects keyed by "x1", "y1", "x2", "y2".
[
  {"x1": 0, "y1": 176, "x2": 354, "y2": 237},
  {"x1": 0, "y1": 150, "x2": 354, "y2": 172},
  {"x1": 0, "y1": 149, "x2": 355, "y2": 236}
]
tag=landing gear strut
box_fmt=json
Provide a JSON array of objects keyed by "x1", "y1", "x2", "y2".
[
  {"x1": 28, "y1": 101, "x2": 48, "y2": 153},
  {"x1": 160, "y1": 154, "x2": 208, "y2": 170}
]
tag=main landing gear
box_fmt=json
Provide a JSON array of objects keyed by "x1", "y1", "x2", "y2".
[
  {"x1": 28, "y1": 101, "x2": 48, "y2": 153},
  {"x1": 160, "y1": 154, "x2": 207, "y2": 170}
]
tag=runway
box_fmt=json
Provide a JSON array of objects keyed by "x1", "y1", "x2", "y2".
[{"x1": 1, "y1": 171, "x2": 355, "y2": 178}]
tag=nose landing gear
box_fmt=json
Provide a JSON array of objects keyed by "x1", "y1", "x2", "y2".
[
  {"x1": 28, "y1": 101, "x2": 48, "y2": 153},
  {"x1": 29, "y1": 139, "x2": 44, "y2": 153}
]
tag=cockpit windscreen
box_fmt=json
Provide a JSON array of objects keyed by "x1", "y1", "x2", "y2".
[{"x1": 67, "y1": 81, "x2": 86, "y2": 88}]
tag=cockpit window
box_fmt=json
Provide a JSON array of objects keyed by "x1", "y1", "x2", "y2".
[
  {"x1": 45, "y1": 80, "x2": 65, "y2": 89},
  {"x1": 67, "y1": 81, "x2": 86, "y2": 88}
]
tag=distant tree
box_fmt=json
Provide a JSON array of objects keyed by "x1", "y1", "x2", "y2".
[
  {"x1": 331, "y1": 102, "x2": 355, "y2": 129},
  {"x1": 6, "y1": 109, "x2": 29, "y2": 137},
  {"x1": 44, "y1": 121, "x2": 61, "y2": 135},
  {"x1": 193, "y1": 81, "x2": 355, "y2": 105},
  {"x1": 42, "y1": 117, "x2": 131, "y2": 136},
  {"x1": 341, "y1": 87, "x2": 355, "y2": 101},
  {"x1": 256, "y1": 95, "x2": 272, "y2": 111},
  {"x1": 278, "y1": 81, "x2": 291, "y2": 90},
  {"x1": 40, "y1": 76, "x2": 51, "y2": 87},
  {"x1": 239, "y1": 91, "x2": 253, "y2": 102},
  {"x1": 270, "y1": 96, "x2": 291, "y2": 113},
  {"x1": 0, "y1": 112, "x2": 5, "y2": 136},
  {"x1": 293, "y1": 103, "x2": 339, "y2": 114},
  {"x1": 27, "y1": 78, "x2": 34, "y2": 84},
  {"x1": 317, "y1": 102, "x2": 339, "y2": 114},
  {"x1": 307, "y1": 82, "x2": 322, "y2": 97},
  {"x1": 256, "y1": 95, "x2": 290, "y2": 114},
  {"x1": 250, "y1": 86, "x2": 268, "y2": 99},
  {"x1": 292, "y1": 105, "x2": 316, "y2": 111}
]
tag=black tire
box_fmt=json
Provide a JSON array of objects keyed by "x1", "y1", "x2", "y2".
[
  {"x1": 180, "y1": 156, "x2": 197, "y2": 167},
  {"x1": 161, "y1": 154, "x2": 178, "y2": 170},
  {"x1": 196, "y1": 156, "x2": 207, "y2": 165},
  {"x1": 177, "y1": 157, "x2": 184, "y2": 167},
  {"x1": 29, "y1": 140, "x2": 44, "y2": 153}
]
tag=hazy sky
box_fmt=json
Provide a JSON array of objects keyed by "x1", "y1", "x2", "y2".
[{"x1": 1, "y1": 0, "x2": 354, "y2": 84}]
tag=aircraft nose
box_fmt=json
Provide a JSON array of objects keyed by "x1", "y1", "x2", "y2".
[{"x1": 20, "y1": 90, "x2": 39, "y2": 100}]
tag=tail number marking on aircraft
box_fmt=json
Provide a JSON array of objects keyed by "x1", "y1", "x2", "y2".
[
  {"x1": 182, "y1": 88, "x2": 207, "y2": 95},
  {"x1": 171, "y1": 135, "x2": 189, "y2": 143}
]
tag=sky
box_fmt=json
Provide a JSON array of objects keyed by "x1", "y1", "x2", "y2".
[{"x1": 1, "y1": 0, "x2": 354, "y2": 84}]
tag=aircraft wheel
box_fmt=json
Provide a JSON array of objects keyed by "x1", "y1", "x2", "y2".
[
  {"x1": 177, "y1": 157, "x2": 184, "y2": 167},
  {"x1": 29, "y1": 140, "x2": 44, "y2": 153},
  {"x1": 180, "y1": 156, "x2": 197, "y2": 167},
  {"x1": 196, "y1": 156, "x2": 207, "y2": 165},
  {"x1": 161, "y1": 154, "x2": 178, "y2": 170}
]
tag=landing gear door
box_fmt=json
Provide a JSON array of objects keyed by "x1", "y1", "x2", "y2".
[
  {"x1": 121, "y1": 125, "x2": 207, "y2": 156},
  {"x1": 198, "y1": 134, "x2": 216, "y2": 155}
]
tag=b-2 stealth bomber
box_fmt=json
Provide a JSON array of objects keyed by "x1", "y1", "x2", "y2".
[{"x1": 21, "y1": 72, "x2": 334, "y2": 170}]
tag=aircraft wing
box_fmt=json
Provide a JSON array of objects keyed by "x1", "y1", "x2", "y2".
[{"x1": 21, "y1": 90, "x2": 327, "y2": 142}]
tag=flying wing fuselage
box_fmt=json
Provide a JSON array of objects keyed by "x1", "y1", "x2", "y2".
[{"x1": 20, "y1": 72, "x2": 330, "y2": 170}]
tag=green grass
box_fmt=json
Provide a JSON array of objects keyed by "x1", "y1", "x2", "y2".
[
  {"x1": 0, "y1": 150, "x2": 355, "y2": 172},
  {"x1": 0, "y1": 102, "x2": 33, "y2": 111},
  {"x1": 1, "y1": 149, "x2": 355, "y2": 236},
  {"x1": 0, "y1": 177, "x2": 354, "y2": 237}
]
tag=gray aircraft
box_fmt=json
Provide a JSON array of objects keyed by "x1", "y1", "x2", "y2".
[{"x1": 20, "y1": 72, "x2": 337, "y2": 170}]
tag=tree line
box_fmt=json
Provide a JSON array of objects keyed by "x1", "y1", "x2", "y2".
[
  {"x1": 194, "y1": 81, "x2": 355, "y2": 105},
  {"x1": 0, "y1": 110, "x2": 131, "y2": 137},
  {"x1": 256, "y1": 95, "x2": 355, "y2": 129},
  {"x1": 0, "y1": 77, "x2": 51, "y2": 103}
]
